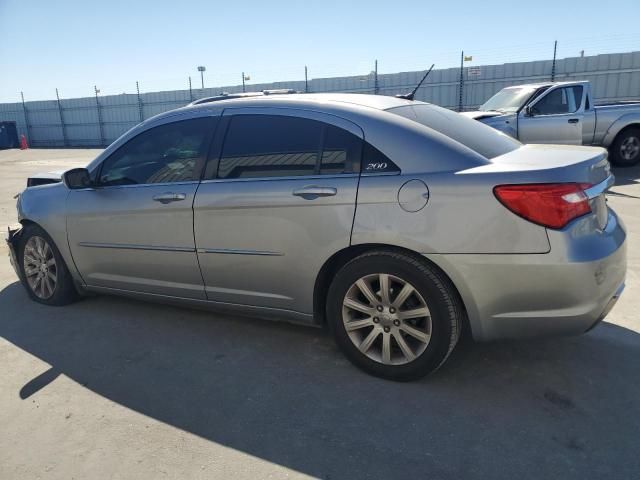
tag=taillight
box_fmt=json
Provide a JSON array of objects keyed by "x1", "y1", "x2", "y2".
[{"x1": 493, "y1": 183, "x2": 592, "y2": 229}]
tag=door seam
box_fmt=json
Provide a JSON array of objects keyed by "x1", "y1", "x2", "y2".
[{"x1": 192, "y1": 180, "x2": 209, "y2": 299}]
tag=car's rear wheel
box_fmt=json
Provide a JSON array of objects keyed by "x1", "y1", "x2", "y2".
[
  {"x1": 327, "y1": 250, "x2": 463, "y2": 381},
  {"x1": 610, "y1": 127, "x2": 640, "y2": 167},
  {"x1": 18, "y1": 224, "x2": 79, "y2": 306}
]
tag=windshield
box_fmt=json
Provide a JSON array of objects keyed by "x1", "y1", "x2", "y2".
[
  {"x1": 387, "y1": 104, "x2": 521, "y2": 160},
  {"x1": 480, "y1": 86, "x2": 538, "y2": 113}
]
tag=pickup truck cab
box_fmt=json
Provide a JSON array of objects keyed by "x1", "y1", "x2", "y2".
[{"x1": 462, "y1": 80, "x2": 640, "y2": 166}]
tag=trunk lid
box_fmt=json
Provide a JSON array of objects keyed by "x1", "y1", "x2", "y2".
[
  {"x1": 459, "y1": 144, "x2": 613, "y2": 230},
  {"x1": 460, "y1": 144, "x2": 610, "y2": 185}
]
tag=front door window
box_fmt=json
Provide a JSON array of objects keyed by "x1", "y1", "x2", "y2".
[
  {"x1": 99, "y1": 117, "x2": 214, "y2": 186},
  {"x1": 531, "y1": 86, "x2": 583, "y2": 116}
]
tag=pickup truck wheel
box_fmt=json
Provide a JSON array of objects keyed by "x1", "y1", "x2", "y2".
[
  {"x1": 610, "y1": 127, "x2": 640, "y2": 167},
  {"x1": 326, "y1": 250, "x2": 462, "y2": 381},
  {"x1": 18, "y1": 224, "x2": 79, "y2": 306}
]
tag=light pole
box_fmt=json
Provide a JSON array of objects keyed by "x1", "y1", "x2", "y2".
[
  {"x1": 242, "y1": 72, "x2": 250, "y2": 92},
  {"x1": 197, "y1": 66, "x2": 206, "y2": 89}
]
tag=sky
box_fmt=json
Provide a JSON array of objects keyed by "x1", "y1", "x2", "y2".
[{"x1": 1, "y1": 0, "x2": 639, "y2": 102}]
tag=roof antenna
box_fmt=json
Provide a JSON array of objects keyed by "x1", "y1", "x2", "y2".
[{"x1": 396, "y1": 64, "x2": 435, "y2": 100}]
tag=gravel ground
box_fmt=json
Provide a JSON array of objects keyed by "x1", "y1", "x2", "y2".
[{"x1": 0, "y1": 148, "x2": 638, "y2": 480}]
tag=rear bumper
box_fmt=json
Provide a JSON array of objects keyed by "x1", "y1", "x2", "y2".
[
  {"x1": 426, "y1": 209, "x2": 627, "y2": 341},
  {"x1": 585, "y1": 282, "x2": 624, "y2": 332}
]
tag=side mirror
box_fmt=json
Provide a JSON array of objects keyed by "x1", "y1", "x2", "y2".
[
  {"x1": 62, "y1": 168, "x2": 92, "y2": 189},
  {"x1": 525, "y1": 105, "x2": 534, "y2": 117}
]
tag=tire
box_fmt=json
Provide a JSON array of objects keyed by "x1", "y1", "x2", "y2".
[
  {"x1": 326, "y1": 250, "x2": 463, "y2": 381},
  {"x1": 609, "y1": 127, "x2": 640, "y2": 167},
  {"x1": 17, "y1": 224, "x2": 79, "y2": 306}
]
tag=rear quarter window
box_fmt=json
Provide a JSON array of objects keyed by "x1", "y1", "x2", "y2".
[
  {"x1": 387, "y1": 104, "x2": 521, "y2": 159},
  {"x1": 362, "y1": 142, "x2": 400, "y2": 174}
]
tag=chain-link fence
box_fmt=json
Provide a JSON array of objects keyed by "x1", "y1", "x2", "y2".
[{"x1": 1, "y1": 48, "x2": 639, "y2": 148}]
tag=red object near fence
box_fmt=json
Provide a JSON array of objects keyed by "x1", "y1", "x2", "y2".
[{"x1": 20, "y1": 134, "x2": 28, "y2": 150}]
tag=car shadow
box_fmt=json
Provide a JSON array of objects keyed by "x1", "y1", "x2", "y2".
[
  {"x1": 1, "y1": 282, "x2": 639, "y2": 479},
  {"x1": 611, "y1": 163, "x2": 640, "y2": 188}
]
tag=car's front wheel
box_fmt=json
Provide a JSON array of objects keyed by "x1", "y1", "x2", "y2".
[
  {"x1": 327, "y1": 250, "x2": 463, "y2": 381},
  {"x1": 18, "y1": 224, "x2": 79, "y2": 306}
]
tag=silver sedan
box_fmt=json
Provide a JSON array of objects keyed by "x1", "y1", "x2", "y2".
[{"x1": 6, "y1": 93, "x2": 626, "y2": 380}]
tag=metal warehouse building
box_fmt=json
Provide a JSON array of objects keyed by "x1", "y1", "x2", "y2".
[{"x1": 0, "y1": 51, "x2": 638, "y2": 148}]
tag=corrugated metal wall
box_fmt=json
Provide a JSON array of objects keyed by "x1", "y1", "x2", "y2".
[{"x1": 1, "y1": 51, "x2": 639, "y2": 147}]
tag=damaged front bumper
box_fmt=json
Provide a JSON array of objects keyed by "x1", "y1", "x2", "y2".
[{"x1": 6, "y1": 225, "x2": 22, "y2": 277}]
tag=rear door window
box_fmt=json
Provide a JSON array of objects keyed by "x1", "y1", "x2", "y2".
[
  {"x1": 217, "y1": 115, "x2": 361, "y2": 179},
  {"x1": 321, "y1": 124, "x2": 363, "y2": 174}
]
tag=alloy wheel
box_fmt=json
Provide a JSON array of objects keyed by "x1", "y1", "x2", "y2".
[
  {"x1": 620, "y1": 135, "x2": 640, "y2": 161},
  {"x1": 23, "y1": 236, "x2": 57, "y2": 299},
  {"x1": 342, "y1": 273, "x2": 432, "y2": 365}
]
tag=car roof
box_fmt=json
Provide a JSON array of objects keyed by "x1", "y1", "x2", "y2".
[
  {"x1": 502, "y1": 80, "x2": 589, "y2": 90},
  {"x1": 88, "y1": 91, "x2": 491, "y2": 175},
  {"x1": 97, "y1": 89, "x2": 525, "y2": 175},
  {"x1": 180, "y1": 92, "x2": 424, "y2": 114}
]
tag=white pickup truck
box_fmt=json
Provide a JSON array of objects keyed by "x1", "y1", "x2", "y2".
[{"x1": 462, "y1": 80, "x2": 640, "y2": 166}]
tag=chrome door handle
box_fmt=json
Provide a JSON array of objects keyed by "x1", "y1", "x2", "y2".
[
  {"x1": 292, "y1": 186, "x2": 337, "y2": 199},
  {"x1": 152, "y1": 192, "x2": 187, "y2": 204},
  {"x1": 568, "y1": 118, "x2": 580, "y2": 124}
]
